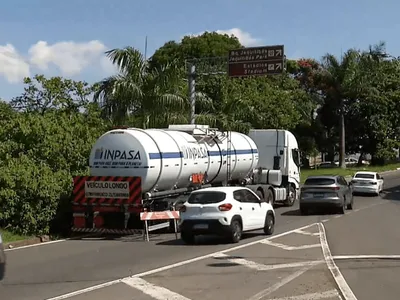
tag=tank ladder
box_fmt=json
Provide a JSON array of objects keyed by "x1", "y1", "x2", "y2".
[{"x1": 226, "y1": 130, "x2": 232, "y2": 184}]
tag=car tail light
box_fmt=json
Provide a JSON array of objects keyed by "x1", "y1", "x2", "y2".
[
  {"x1": 179, "y1": 205, "x2": 187, "y2": 212},
  {"x1": 328, "y1": 186, "x2": 340, "y2": 190},
  {"x1": 218, "y1": 203, "x2": 232, "y2": 211}
]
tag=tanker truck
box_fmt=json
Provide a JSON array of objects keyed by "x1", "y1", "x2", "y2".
[{"x1": 71, "y1": 124, "x2": 301, "y2": 234}]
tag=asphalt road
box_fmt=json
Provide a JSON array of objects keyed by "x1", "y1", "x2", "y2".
[{"x1": 1, "y1": 171, "x2": 400, "y2": 300}]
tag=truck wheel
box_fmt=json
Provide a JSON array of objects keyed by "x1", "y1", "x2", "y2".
[
  {"x1": 230, "y1": 219, "x2": 242, "y2": 243},
  {"x1": 266, "y1": 189, "x2": 274, "y2": 206},
  {"x1": 263, "y1": 213, "x2": 275, "y2": 235},
  {"x1": 181, "y1": 231, "x2": 195, "y2": 244},
  {"x1": 284, "y1": 185, "x2": 296, "y2": 207},
  {"x1": 256, "y1": 190, "x2": 264, "y2": 201}
]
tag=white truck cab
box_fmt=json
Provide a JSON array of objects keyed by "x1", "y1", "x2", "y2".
[{"x1": 247, "y1": 129, "x2": 301, "y2": 206}]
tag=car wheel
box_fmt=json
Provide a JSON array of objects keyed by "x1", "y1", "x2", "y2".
[
  {"x1": 0, "y1": 262, "x2": 4, "y2": 281},
  {"x1": 284, "y1": 185, "x2": 296, "y2": 207},
  {"x1": 230, "y1": 219, "x2": 242, "y2": 243},
  {"x1": 347, "y1": 199, "x2": 353, "y2": 210},
  {"x1": 338, "y1": 202, "x2": 346, "y2": 214},
  {"x1": 181, "y1": 231, "x2": 195, "y2": 245},
  {"x1": 300, "y1": 205, "x2": 308, "y2": 215},
  {"x1": 263, "y1": 213, "x2": 275, "y2": 235}
]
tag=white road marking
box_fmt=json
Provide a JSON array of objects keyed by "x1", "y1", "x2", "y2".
[
  {"x1": 265, "y1": 289, "x2": 340, "y2": 300},
  {"x1": 213, "y1": 253, "x2": 323, "y2": 271},
  {"x1": 122, "y1": 277, "x2": 191, "y2": 300},
  {"x1": 246, "y1": 265, "x2": 314, "y2": 300},
  {"x1": 332, "y1": 255, "x2": 400, "y2": 260},
  {"x1": 45, "y1": 223, "x2": 318, "y2": 300},
  {"x1": 260, "y1": 240, "x2": 320, "y2": 251},
  {"x1": 293, "y1": 229, "x2": 320, "y2": 236},
  {"x1": 318, "y1": 222, "x2": 357, "y2": 300}
]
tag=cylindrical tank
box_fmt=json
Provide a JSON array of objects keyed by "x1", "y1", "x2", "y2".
[{"x1": 89, "y1": 127, "x2": 259, "y2": 193}]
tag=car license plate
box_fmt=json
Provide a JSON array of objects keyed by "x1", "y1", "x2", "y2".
[
  {"x1": 313, "y1": 193, "x2": 324, "y2": 198},
  {"x1": 193, "y1": 224, "x2": 208, "y2": 230}
]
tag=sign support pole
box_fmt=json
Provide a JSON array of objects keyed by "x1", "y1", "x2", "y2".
[{"x1": 188, "y1": 63, "x2": 196, "y2": 124}]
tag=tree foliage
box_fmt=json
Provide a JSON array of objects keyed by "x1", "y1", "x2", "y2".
[
  {"x1": 1, "y1": 33, "x2": 400, "y2": 236},
  {"x1": 0, "y1": 77, "x2": 108, "y2": 235}
]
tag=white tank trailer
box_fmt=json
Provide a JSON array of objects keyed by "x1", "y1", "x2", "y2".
[
  {"x1": 72, "y1": 124, "x2": 301, "y2": 233},
  {"x1": 90, "y1": 125, "x2": 258, "y2": 194}
]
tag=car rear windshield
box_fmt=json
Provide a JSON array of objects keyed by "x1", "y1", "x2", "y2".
[
  {"x1": 304, "y1": 178, "x2": 336, "y2": 185},
  {"x1": 187, "y1": 191, "x2": 226, "y2": 204},
  {"x1": 355, "y1": 173, "x2": 375, "y2": 179}
]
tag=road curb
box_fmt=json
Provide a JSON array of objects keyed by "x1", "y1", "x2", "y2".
[
  {"x1": 378, "y1": 168, "x2": 400, "y2": 175},
  {"x1": 4, "y1": 236, "x2": 45, "y2": 249},
  {"x1": 4, "y1": 233, "x2": 100, "y2": 250}
]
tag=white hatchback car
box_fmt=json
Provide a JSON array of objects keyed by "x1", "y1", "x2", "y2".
[
  {"x1": 351, "y1": 171, "x2": 384, "y2": 195},
  {"x1": 179, "y1": 186, "x2": 275, "y2": 244}
]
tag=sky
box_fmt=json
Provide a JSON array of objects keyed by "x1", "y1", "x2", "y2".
[{"x1": 1, "y1": 0, "x2": 400, "y2": 100}]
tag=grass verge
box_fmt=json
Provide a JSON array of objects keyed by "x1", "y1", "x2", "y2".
[
  {"x1": 0, "y1": 229, "x2": 32, "y2": 244},
  {"x1": 300, "y1": 163, "x2": 400, "y2": 183}
]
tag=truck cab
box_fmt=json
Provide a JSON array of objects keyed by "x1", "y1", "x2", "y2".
[{"x1": 247, "y1": 129, "x2": 301, "y2": 206}]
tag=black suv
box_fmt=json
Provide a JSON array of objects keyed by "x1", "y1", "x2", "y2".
[{"x1": 0, "y1": 234, "x2": 5, "y2": 280}]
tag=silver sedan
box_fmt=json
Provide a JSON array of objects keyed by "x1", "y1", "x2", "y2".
[{"x1": 300, "y1": 175, "x2": 354, "y2": 215}]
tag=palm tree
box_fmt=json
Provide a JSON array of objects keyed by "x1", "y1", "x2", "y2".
[
  {"x1": 93, "y1": 47, "x2": 187, "y2": 128},
  {"x1": 318, "y1": 49, "x2": 360, "y2": 168}
]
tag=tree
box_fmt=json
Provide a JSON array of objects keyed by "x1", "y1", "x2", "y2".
[
  {"x1": 346, "y1": 43, "x2": 400, "y2": 164},
  {"x1": 94, "y1": 47, "x2": 188, "y2": 127},
  {"x1": 0, "y1": 76, "x2": 107, "y2": 235},
  {"x1": 317, "y1": 49, "x2": 360, "y2": 168},
  {"x1": 10, "y1": 75, "x2": 96, "y2": 114},
  {"x1": 150, "y1": 31, "x2": 242, "y2": 69}
]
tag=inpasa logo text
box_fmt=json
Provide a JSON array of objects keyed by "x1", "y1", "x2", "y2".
[{"x1": 94, "y1": 148, "x2": 141, "y2": 160}]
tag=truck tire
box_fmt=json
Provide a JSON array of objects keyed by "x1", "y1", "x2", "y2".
[
  {"x1": 181, "y1": 231, "x2": 195, "y2": 245},
  {"x1": 284, "y1": 185, "x2": 296, "y2": 207},
  {"x1": 263, "y1": 212, "x2": 275, "y2": 235},
  {"x1": 229, "y1": 219, "x2": 242, "y2": 243},
  {"x1": 266, "y1": 189, "x2": 274, "y2": 206},
  {"x1": 256, "y1": 190, "x2": 264, "y2": 201}
]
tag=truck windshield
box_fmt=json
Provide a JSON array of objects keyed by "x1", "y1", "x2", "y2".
[{"x1": 188, "y1": 192, "x2": 226, "y2": 204}]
